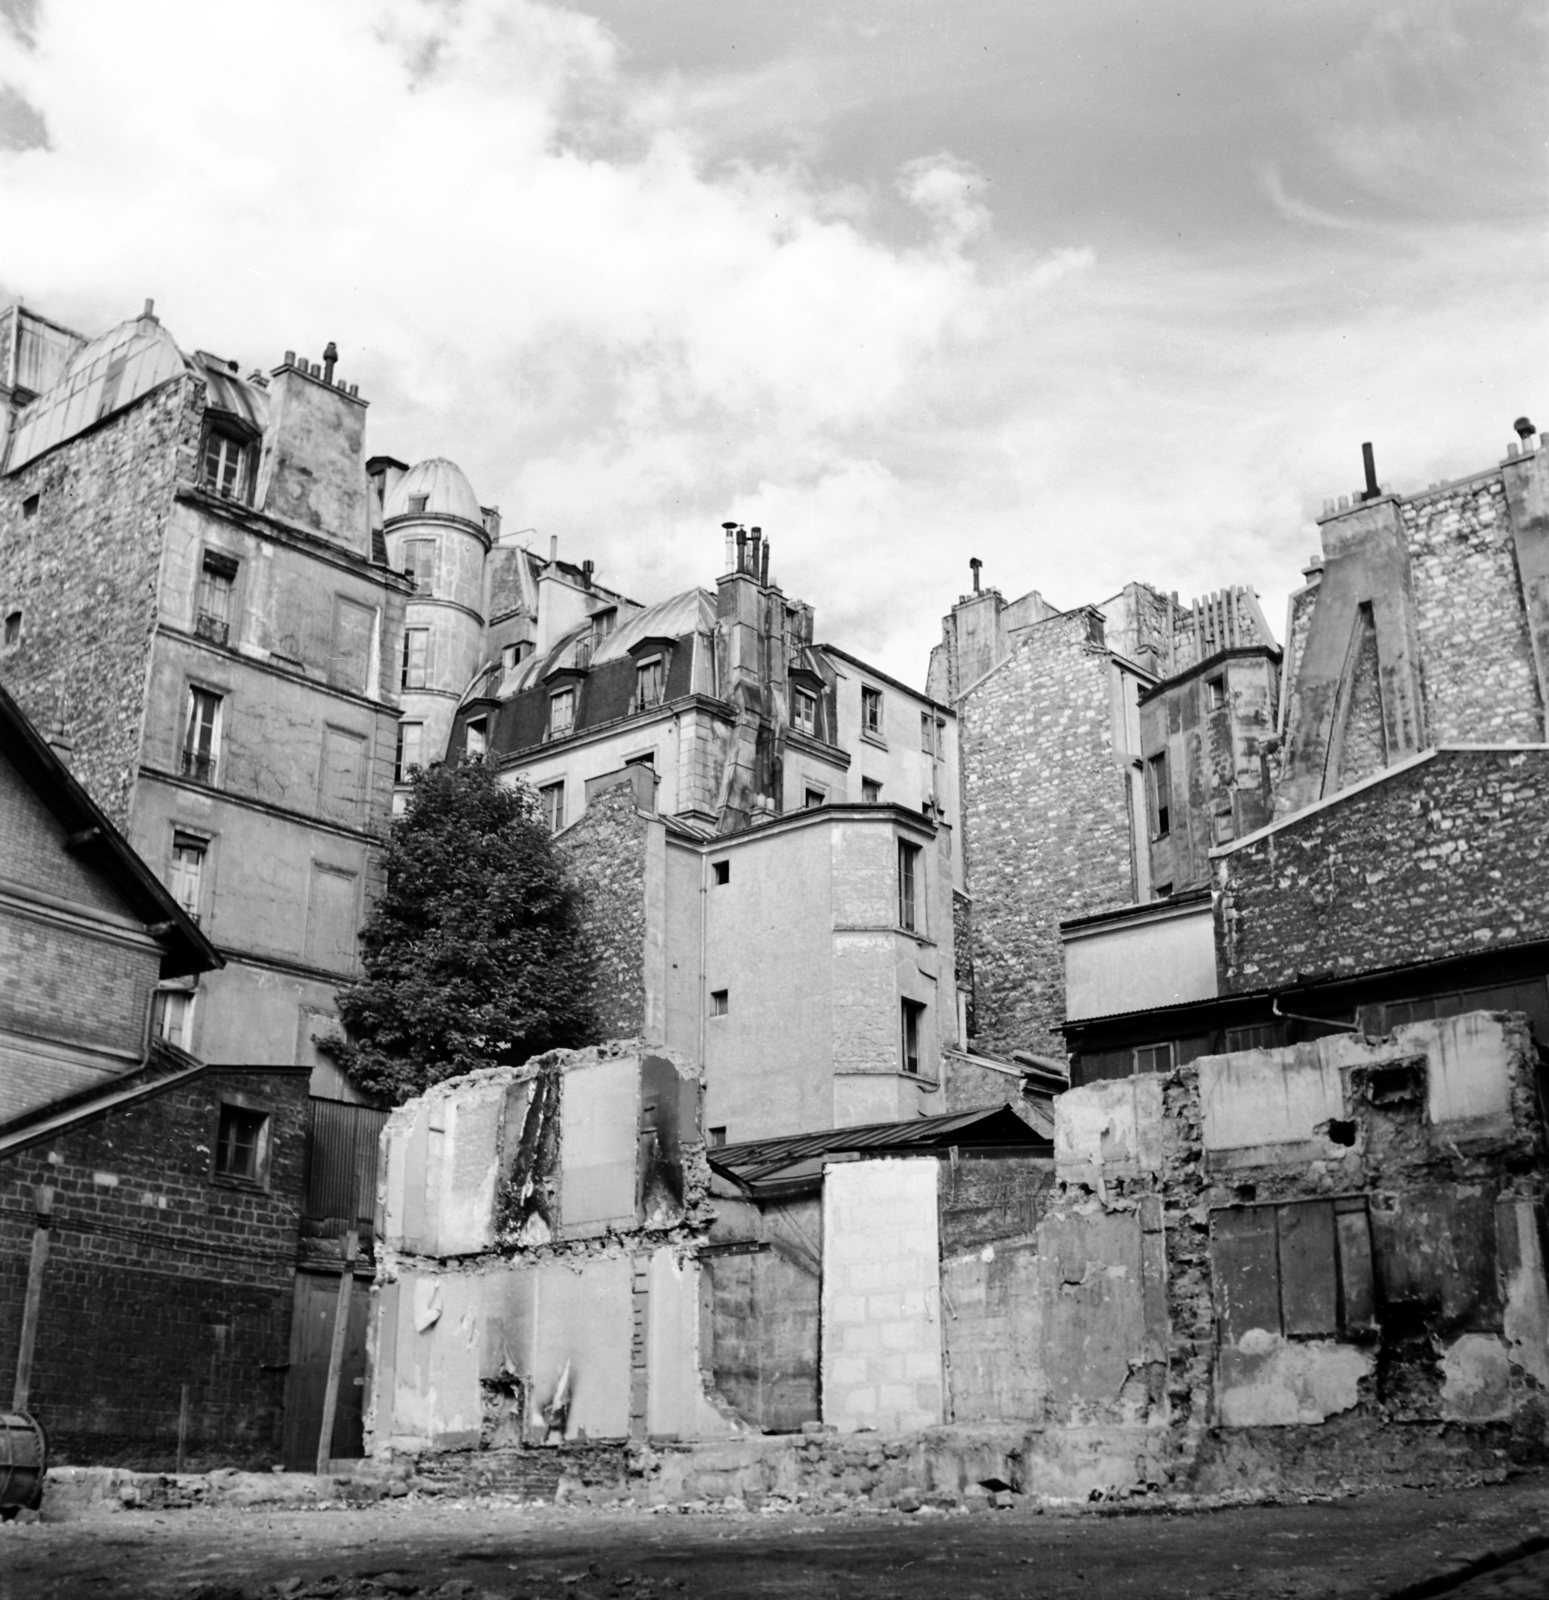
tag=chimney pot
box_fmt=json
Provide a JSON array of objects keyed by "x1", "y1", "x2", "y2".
[
  {"x1": 322, "y1": 342, "x2": 338, "y2": 384},
  {"x1": 1514, "y1": 415, "x2": 1535, "y2": 440},
  {"x1": 141, "y1": 298, "x2": 155, "y2": 321},
  {"x1": 283, "y1": 350, "x2": 296, "y2": 367},
  {"x1": 969, "y1": 556, "x2": 982, "y2": 595},
  {"x1": 1322, "y1": 498, "x2": 1335, "y2": 515},
  {"x1": 549, "y1": 534, "x2": 558, "y2": 562},
  {"x1": 1360, "y1": 441, "x2": 1380, "y2": 501},
  {"x1": 1508, "y1": 442, "x2": 1520, "y2": 459}
]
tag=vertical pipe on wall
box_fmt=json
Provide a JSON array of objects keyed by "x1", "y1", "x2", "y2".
[{"x1": 11, "y1": 1186, "x2": 53, "y2": 1413}]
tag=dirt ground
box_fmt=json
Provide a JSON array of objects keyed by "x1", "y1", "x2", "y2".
[{"x1": 3, "y1": 1477, "x2": 1548, "y2": 1600}]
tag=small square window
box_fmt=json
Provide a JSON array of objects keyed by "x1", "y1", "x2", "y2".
[
  {"x1": 861, "y1": 686, "x2": 883, "y2": 738},
  {"x1": 712, "y1": 860, "x2": 730, "y2": 885},
  {"x1": 407, "y1": 493, "x2": 429, "y2": 516},
  {"x1": 861, "y1": 777, "x2": 882, "y2": 804},
  {"x1": 709, "y1": 988, "x2": 729, "y2": 1017},
  {"x1": 804, "y1": 787, "x2": 826, "y2": 809},
  {"x1": 1134, "y1": 1042, "x2": 1174, "y2": 1075},
  {"x1": 709, "y1": 1126, "x2": 727, "y2": 1148},
  {"x1": 214, "y1": 1102, "x2": 270, "y2": 1184},
  {"x1": 22, "y1": 493, "x2": 39, "y2": 518},
  {"x1": 3, "y1": 610, "x2": 20, "y2": 649}
]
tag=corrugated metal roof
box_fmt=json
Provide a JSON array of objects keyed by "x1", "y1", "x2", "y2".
[{"x1": 709, "y1": 1104, "x2": 1045, "y2": 1190}]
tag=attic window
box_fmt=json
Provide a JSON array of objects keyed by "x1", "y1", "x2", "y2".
[
  {"x1": 22, "y1": 494, "x2": 39, "y2": 518},
  {"x1": 634, "y1": 656, "x2": 665, "y2": 712},
  {"x1": 407, "y1": 493, "x2": 429, "y2": 516},
  {"x1": 201, "y1": 424, "x2": 254, "y2": 503}
]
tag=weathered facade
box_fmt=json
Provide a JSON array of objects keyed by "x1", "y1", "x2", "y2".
[{"x1": 0, "y1": 299, "x2": 410, "y2": 1073}]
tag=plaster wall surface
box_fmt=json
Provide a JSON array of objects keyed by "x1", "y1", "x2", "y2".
[
  {"x1": 821, "y1": 1157, "x2": 943, "y2": 1433},
  {"x1": 256, "y1": 364, "x2": 370, "y2": 554},
  {"x1": 1064, "y1": 900, "x2": 1217, "y2": 1022}
]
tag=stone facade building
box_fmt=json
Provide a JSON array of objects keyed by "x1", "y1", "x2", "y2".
[{"x1": 0, "y1": 299, "x2": 410, "y2": 1073}]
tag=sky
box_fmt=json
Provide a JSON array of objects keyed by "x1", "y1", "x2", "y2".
[{"x1": 2, "y1": 0, "x2": 1545, "y2": 683}]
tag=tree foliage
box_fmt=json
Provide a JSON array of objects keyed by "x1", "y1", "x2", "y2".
[{"x1": 330, "y1": 760, "x2": 595, "y2": 1104}]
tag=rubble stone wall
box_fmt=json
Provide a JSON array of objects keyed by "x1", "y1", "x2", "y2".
[
  {"x1": 557, "y1": 782, "x2": 648, "y2": 1040},
  {"x1": 959, "y1": 613, "x2": 1134, "y2": 1058},
  {"x1": 1217, "y1": 747, "x2": 1549, "y2": 993},
  {"x1": 0, "y1": 379, "x2": 199, "y2": 826},
  {"x1": 0, "y1": 1067, "x2": 307, "y2": 1470},
  {"x1": 1403, "y1": 475, "x2": 1543, "y2": 746}
]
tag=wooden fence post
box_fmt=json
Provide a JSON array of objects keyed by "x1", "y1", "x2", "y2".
[
  {"x1": 12, "y1": 1186, "x2": 54, "y2": 1414},
  {"x1": 314, "y1": 1222, "x2": 359, "y2": 1476}
]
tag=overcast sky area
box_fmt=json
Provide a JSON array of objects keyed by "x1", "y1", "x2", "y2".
[{"x1": 2, "y1": 0, "x2": 1545, "y2": 682}]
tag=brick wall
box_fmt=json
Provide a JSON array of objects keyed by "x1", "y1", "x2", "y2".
[
  {"x1": 1403, "y1": 476, "x2": 1543, "y2": 746},
  {"x1": 0, "y1": 1068, "x2": 307, "y2": 1469},
  {"x1": 557, "y1": 781, "x2": 647, "y2": 1040},
  {"x1": 0, "y1": 379, "x2": 199, "y2": 826},
  {"x1": 959, "y1": 612, "x2": 1135, "y2": 1057},
  {"x1": 1218, "y1": 747, "x2": 1549, "y2": 993}
]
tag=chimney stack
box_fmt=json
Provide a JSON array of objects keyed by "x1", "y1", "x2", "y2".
[{"x1": 1360, "y1": 442, "x2": 1381, "y2": 502}]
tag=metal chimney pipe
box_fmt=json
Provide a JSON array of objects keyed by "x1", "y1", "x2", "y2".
[
  {"x1": 748, "y1": 528, "x2": 762, "y2": 580},
  {"x1": 760, "y1": 541, "x2": 770, "y2": 587},
  {"x1": 969, "y1": 557, "x2": 982, "y2": 595},
  {"x1": 322, "y1": 342, "x2": 338, "y2": 385},
  {"x1": 721, "y1": 521, "x2": 737, "y2": 573},
  {"x1": 735, "y1": 528, "x2": 747, "y2": 572},
  {"x1": 1361, "y1": 442, "x2": 1380, "y2": 501}
]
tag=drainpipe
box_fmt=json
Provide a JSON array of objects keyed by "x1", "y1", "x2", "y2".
[
  {"x1": 697, "y1": 848, "x2": 710, "y2": 1089},
  {"x1": 1271, "y1": 991, "x2": 1359, "y2": 1033}
]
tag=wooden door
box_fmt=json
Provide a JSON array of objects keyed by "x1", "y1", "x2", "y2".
[{"x1": 281, "y1": 1269, "x2": 370, "y2": 1471}]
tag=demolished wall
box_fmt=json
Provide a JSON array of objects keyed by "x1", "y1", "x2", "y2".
[
  {"x1": 369, "y1": 1043, "x2": 735, "y2": 1458},
  {"x1": 1043, "y1": 1010, "x2": 1549, "y2": 1496}
]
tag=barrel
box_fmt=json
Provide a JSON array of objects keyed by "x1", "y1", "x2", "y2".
[{"x1": 0, "y1": 1412, "x2": 46, "y2": 1517}]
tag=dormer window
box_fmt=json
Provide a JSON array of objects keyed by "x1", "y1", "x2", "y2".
[
  {"x1": 549, "y1": 687, "x2": 575, "y2": 739},
  {"x1": 407, "y1": 493, "x2": 429, "y2": 515},
  {"x1": 465, "y1": 717, "x2": 488, "y2": 760},
  {"x1": 201, "y1": 423, "x2": 254, "y2": 503},
  {"x1": 634, "y1": 656, "x2": 665, "y2": 713},
  {"x1": 793, "y1": 688, "x2": 817, "y2": 735}
]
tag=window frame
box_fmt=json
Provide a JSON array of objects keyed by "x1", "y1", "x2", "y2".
[
  {"x1": 712, "y1": 860, "x2": 730, "y2": 885},
  {"x1": 898, "y1": 839, "x2": 922, "y2": 934},
  {"x1": 2, "y1": 610, "x2": 20, "y2": 651},
  {"x1": 181, "y1": 685, "x2": 225, "y2": 785},
  {"x1": 634, "y1": 655, "x2": 666, "y2": 713},
  {"x1": 803, "y1": 786, "x2": 827, "y2": 809},
  {"x1": 212, "y1": 1094, "x2": 274, "y2": 1190},
  {"x1": 403, "y1": 537, "x2": 437, "y2": 594},
  {"x1": 538, "y1": 779, "x2": 566, "y2": 834},
  {"x1": 464, "y1": 716, "x2": 488, "y2": 761},
  {"x1": 709, "y1": 988, "x2": 730, "y2": 1017},
  {"x1": 900, "y1": 997, "x2": 926, "y2": 1076},
  {"x1": 1206, "y1": 675, "x2": 1227, "y2": 712},
  {"x1": 154, "y1": 985, "x2": 197, "y2": 1052},
  {"x1": 860, "y1": 685, "x2": 885, "y2": 742},
  {"x1": 861, "y1": 777, "x2": 882, "y2": 804},
  {"x1": 401, "y1": 627, "x2": 430, "y2": 691},
  {"x1": 547, "y1": 686, "x2": 576, "y2": 740},
  {"x1": 168, "y1": 830, "x2": 209, "y2": 922},
  {"x1": 1146, "y1": 750, "x2": 1171, "y2": 839},
  {"x1": 395, "y1": 720, "x2": 424, "y2": 783},
  {"x1": 200, "y1": 422, "x2": 256, "y2": 504},
  {"x1": 793, "y1": 688, "x2": 818, "y2": 736},
  {"x1": 194, "y1": 548, "x2": 240, "y2": 646}
]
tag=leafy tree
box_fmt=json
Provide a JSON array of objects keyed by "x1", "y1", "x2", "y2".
[{"x1": 329, "y1": 760, "x2": 595, "y2": 1104}]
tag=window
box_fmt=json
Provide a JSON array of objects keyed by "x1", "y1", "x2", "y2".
[
  {"x1": 590, "y1": 609, "x2": 616, "y2": 650},
  {"x1": 407, "y1": 493, "x2": 429, "y2": 515},
  {"x1": 861, "y1": 777, "x2": 882, "y2": 804},
  {"x1": 548, "y1": 687, "x2": 575, "y2": 739},
  {"x1": 634, "y1": 656, "x2": 665, "y2": 712},
  {"x1": 1206, "y1": 676, "x2": 1226, "y2": 712},
  {"x1": 920, "y1": 712, "x2": 935, "y2": 755},
  {"x1": 1134, "y1": 1041, "x2": 1174, "y2": 1074},
  {"x1": 22, "y1": 493, "x2": 39, "y2": 518},
  {"x1": 194, "y1": 550, "x2": 239, "y2": 645},
  {"x1": 155, "y1": 988, "x2": 195, "y2": 1051},
  {"x1": 793, "y1": 689, "x2": 817, "y2": 735},
  {"x1": 181, "y1": 687, "x2": 223, "y2": 783},
  {"x1": 709, "y1": 989, "x2": 729, "y2": 1017},
  {"x1": 464, "y1": 717, "x2": 487, "y2": 760},
  {"x1": 709, "y1": 1126, "x2": 727, "y2": 1149},
  {"x1": 395, "y1": 721, "x2": 424, "y2": 782},
  {"x1": 214, "y1": 1102, "x2": 271, "y2": 1184},
  {"x1": 1146, "y1": 751, "x2": 1171, "y2": 838},
  {"x1": 2, "y1": 610, "x2": 19, "y2": 649},
  {"x1": 404, "y1": 538, "x2": 436, "y2": 593},
  {"x1": 501, "y1": 644, "x2": 520, "y2": 673},
  {"x1": 201, "y1": 426, "x2": 253, "y2": 502},
  {"x1": 401, "y1": 628, "x2": 429, "y2": 690},
  {"x1": 712, "y1": 860, "x2": 730, "y2": 885},
  {"x1": 898, "y1": 840, "x2": 921, "y2": 933},
  {"x1": 901, "y1": 999, "x2": 926, "y2": 1075},
  {"x1": 804, "y1": 787, "x2": 826, "y2": 809},
  {"x1": 539, "y1": 780, "x2": 565, "y2": 834},
  {"x1": 626, "y1": 751, "x2": 655, "y2": 770},
  {"x1": 861, "y1": 686, "x2": 884, "y2": 739},
  {"x1": 1225, "y1": 1024, "x2": 1282, "y2": 1052},
  {"x1": 169, "y1": 832, "x2": 206, "y2": 921}
]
